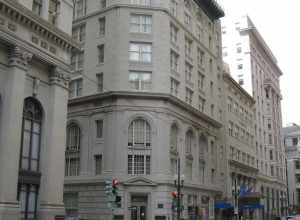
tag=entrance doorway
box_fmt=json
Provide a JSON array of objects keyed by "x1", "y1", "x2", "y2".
[{"x1": 130, "y1": 195, "x2": 148, "y2": 220}]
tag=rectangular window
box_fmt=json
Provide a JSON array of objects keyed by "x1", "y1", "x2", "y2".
[
  {"x1": 170, "y1": 78, "x2": 179, "y2": 96},
  {"x1": 19, "y1": 184, "x2": 38, "y2": 220},
  {"x1": 129, "y1": 71, "x2": 152, "y2": 91},
  {"x1": 71, "y1": 51, "x2": 84, "y2": 71},
  {"x1": 76, "y1": 0, "x2": 86, "y2": 18},
  {"x1": 98, "y1": 44, "x2": 104, "y2": 64},
  {"x1": 170, "y1": 23, "x2": 178, "y2": 44},
  {"x1": 69, "y1": 78, "x2": 83, "y2": 98},
  {"x1": 185, "y1": 62, "x2": 193, "y2": 82},
  {"x1": 185, "y1": 37, "x2": 192, "y2": 57},
  {"x1": 65, "y1": 157, "x2": 80, "y2": 176},
  {"x1": 64, "y1": 193, "x2": 78, "y2": 217},
  {"x1": 197, "y1": 48, "x2": 205, "y2": 67},
  {"x1": 130, "y1": 14, "x2": 152, "y2": 34},
  {"x1": 295, "y1": 160, "x2": 300, "y2": 169},
  {"x1": 99, "y1": 17, "x2": 106, "y2": 36},
  {"x1": 32, "y1": 0, "x2": 42, "y2": 16},
  {"x1": 96, "y1": 120, "x2": 103, "y2": 138},
  {"x1": 170, "y1": 50, "x2": 179, "y2": 72},
  {"x1": 198, "y1": 96, "x2": 205, "y2": 112},
  {"x1": 100, "y1": 0, "x2": 106, "y2": 8},
  {"x1": 130, "y1": 0, "x2": 151, "y2": 6},
  {"x1": 185, "y1": 88, "x2": 193, "y2": 105},
  {"x1": 95, "y1": 155, "x2": 102, "y2": 175},
  {"x1": 198, "y1": 72, "x2": 205, "y2": 91},
  {"x1": 72, "y1": 25, "x2": 86, "y2": 42},
  {"x1": 210, "y1": 81, "x2": 214, "y2": 96},
  {"x1": 97, "y1": 73, "x2": 103, "y2": 92},
  {"x1": 129, "y1": 43, "x2": 152, "y2": 63},
  {"x1": 128, "y1": 155, "x2": 151, "y2": 175},
  {"x1": 209, "y1": 58, "x2": 213, "y2": 73},
  {"x1": 228, "y1": 121, "x2": 233, "y2": 136},
  {"x1": 268, "y1": 134, "x2": 273, "y2": 145},
  {"x1": 210, "y1": 104, "x2": 214, "y2": 117},
  {"x1": 184, "y1": 13, "x2": 191, "y2": 26},
  {"x1": 270, "y1": 150, "x2": 273, "y2": 160},
  {"x1": 49, "y1": 0, "x2": 60, "y2": 25},
  {"x1": 170, "y1": 0, "x2": 178, "y2": 16},
  {"x1": 211, "y1": 169, "x2": 215, "y2": 184},
  {"x1": 293, "y1": 138, "x2": 298, "y2": 146}
]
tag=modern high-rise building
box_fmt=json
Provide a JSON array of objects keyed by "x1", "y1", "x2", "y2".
[
  {"x1": 64, "y1": 0, "x2": 225, "y2": 219},
  {"x1": 222, "y1": 15, "x2": 287, "y2": 219},
  {"x1": 283, "y1": 124, "x2": 300, "y2": 214},
  {"x1": 0, "y1": 0, "x2": 77, "y2": 219}
]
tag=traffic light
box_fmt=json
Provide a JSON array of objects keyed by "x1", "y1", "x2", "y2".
[{"x1": 105, "y1": 179, "x2": 121, "y2": 209}]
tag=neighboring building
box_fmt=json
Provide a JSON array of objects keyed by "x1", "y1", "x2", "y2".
[
  {"x1": 283, "y1": 124, "x2": 300, "y2": 214},
  {"x1": 216, "y1": 66, "x2": 259, "y2": 219},
  {"x1": 222, "y1": 15, "x2": 287, "y2": 218},
  {"x1": 0, "y1": 0, "x2": 77, "y2": 219},
  {"x1": 65, "y1": 0, "x2": 225, "y2": 220}
]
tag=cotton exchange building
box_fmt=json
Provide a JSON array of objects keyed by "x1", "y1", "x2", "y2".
[{"x1": 0, "y1": 0, "x2": 78, "y2": 219}]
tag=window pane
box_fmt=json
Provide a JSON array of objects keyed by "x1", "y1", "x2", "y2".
[
  {"x1": 31, "y1": 160, "x2": 38, "y2": 171},
  {"x1": 128, "y1": 155, "x2": 133, "y2": 174},
  {"x1": 28, "y1": 190, "x2": 37, "y2": 214},
  {"x1": 31, "y1": 133, "x2": 40, "y2": 159},
  {"x1": 22, "y1": 132, "x2": 30, "y2": 157}
]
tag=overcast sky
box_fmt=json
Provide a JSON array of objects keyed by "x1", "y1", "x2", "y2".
[{"x1": 217, "y1": 0, "x2": 300, "y2": 127}]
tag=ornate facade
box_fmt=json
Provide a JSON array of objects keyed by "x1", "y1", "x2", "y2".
[{"x1": 0, "y1": 0, "x2": 78, "y2": 219}]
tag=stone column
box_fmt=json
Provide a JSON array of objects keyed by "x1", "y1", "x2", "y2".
[
  {"x1": 0, "y1": 46, "x2": 32, "y2": 220},
  {"x1": 38, "y1": 67, "x2": 70, "y2": 220}
]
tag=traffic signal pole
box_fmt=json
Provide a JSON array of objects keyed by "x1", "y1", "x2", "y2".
[{"x1": 177, "y1": 158, "x2": 181, "y2": 220}]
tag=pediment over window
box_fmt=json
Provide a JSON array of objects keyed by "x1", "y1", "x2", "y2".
[{"x1": 123, "y1": 177, "x2": 157, "y2": 187}]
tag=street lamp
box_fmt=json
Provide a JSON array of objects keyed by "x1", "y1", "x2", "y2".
[
  {"x1": 232, "y1": 177, "x2": 240, "y2": 220},
  {"x1": 174, "y1": 157, "x2": 184, "y2": 220}
]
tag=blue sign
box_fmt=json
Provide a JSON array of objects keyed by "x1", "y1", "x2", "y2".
[{"x1": 67, "y1": 217, "x2": 78, "y2": 220}]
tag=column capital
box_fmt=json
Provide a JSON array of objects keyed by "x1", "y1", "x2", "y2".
[
  {"x1": 49, "y1": 66, "x2": 70, "y2": 89},
  {"x1": 8, "y1": 46, "x2": 33, "y2": 70}
]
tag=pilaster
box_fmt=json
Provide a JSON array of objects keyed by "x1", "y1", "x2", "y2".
[
  {"x1": 38, "y1": 66, "x2": 69, "y2": 220},
  {"x1": 0, "y1": 46, "x2": 32, "y2": 220}
]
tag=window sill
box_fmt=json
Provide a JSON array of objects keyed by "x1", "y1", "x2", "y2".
[
  {"x1": 129, "y1": 61, "x2": 152, "y2": 66},
  {"x1": 97, "y1": 62, "x2": 104, "y2": 67}
]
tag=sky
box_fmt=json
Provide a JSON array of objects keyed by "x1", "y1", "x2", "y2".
[{"x1": 217, "y1": 0, "x2": 300, "y2": 127}]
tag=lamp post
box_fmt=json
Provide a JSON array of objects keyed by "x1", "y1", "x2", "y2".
[
  {"x1": 232, "y1": 176, "x2": 240, "y2": 220},
  {"x1": 174, "y1": 157, "x2": 184, "y2": 220}
]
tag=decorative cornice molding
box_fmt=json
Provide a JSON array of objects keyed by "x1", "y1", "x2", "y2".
[
  {"x1": 68, "y1": 91, "x2": 223, "y2": 129},
  {"x1": 49, "y1": 66, "x2": 70, "y2": 89},
  {"x1": 8, "y1": 46, "x2": 32, "y2": 70},
  {"x1": 0, "y1": 0, "x2": 80, "y2": 51}
]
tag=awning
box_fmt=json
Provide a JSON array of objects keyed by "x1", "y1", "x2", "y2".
[{"x1": 215, "y1": 202, "x2": 233, "y2": 209}]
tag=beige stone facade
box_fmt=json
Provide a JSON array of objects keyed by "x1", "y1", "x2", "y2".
[
  {"x1": 0, "y1": 0, "x2": 77, "y2": 219},
  {"x1": 222, "y1": 15, "x2": 287, "y2": 219},
  {"x1": 64, "y1": 0, "x2": 225, "y2": 220}
]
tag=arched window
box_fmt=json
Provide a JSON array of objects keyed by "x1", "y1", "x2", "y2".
[
  {"x1": 128, "y1": 118, "x2": 151, "y2": 148},
  {"x1": 170, "y1": 123, "x2": 178, "y2": 152},
  {"x1": 128, "y1": 118, "x2": 151, "y2": 175},
  {"x1": 20, "y1": 97, "x2": 43, "y2": 172},
  {"x1": 199, "y1": 134, "x2": 208, "y2": 156},
  {"x1": 19, "y1": 97, "x2": 42, "y2": 220},
  {"x1": 185, "y1": 130, "x2": 193, "y2": 154},
  {"x1": 65, "y1": 123, "x2": 81, "y2": 176}
]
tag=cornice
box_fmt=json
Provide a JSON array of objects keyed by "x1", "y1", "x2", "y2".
[
  {"x1": 68, "y1": 91, "x2": 223, "y2": 129},
  {"x1": 0, "y1": 0, "x2": 80, "y2": 51},
  {"x1": 193, "y1": 0, "x2": 224, "y2": 20}
]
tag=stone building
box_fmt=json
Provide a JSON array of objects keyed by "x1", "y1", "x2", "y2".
[
  {"x1": 222, "y1": 15, "x2": 287, "y2": 218},
  {"x1": 0, "y1": 0, "x2": 77, "y2": 219},
  {"x1": 283, "y1": 124, "x2": 300, "y2": 214},
  {"x1": 215, "y1": 66, "x2": 259, "y2": 219},
  {"x1": 64, "y1": 0, "x2": 225, "y2": 220}
]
